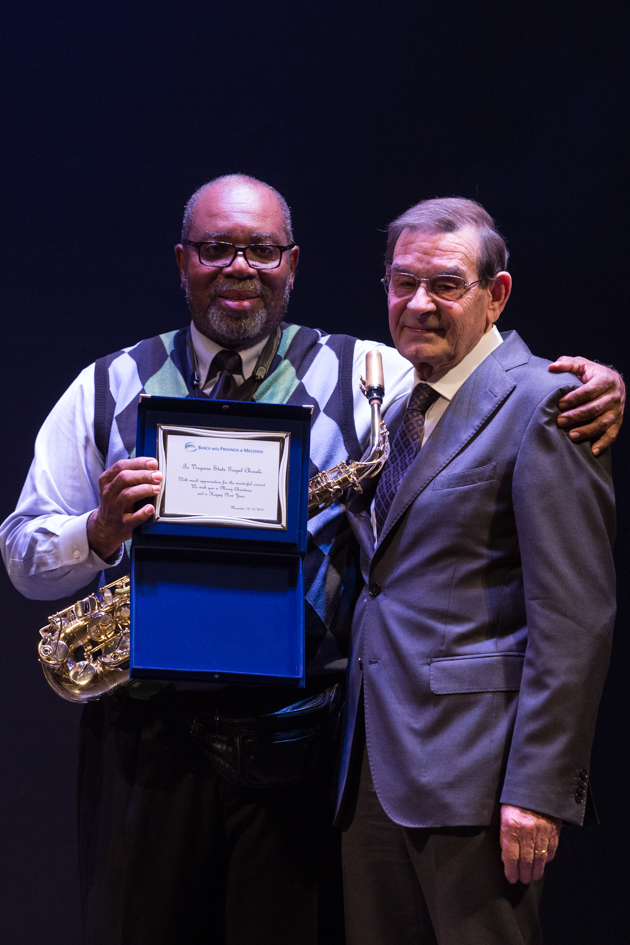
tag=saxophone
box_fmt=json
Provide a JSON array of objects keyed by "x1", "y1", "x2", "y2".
[{"x1": 38, "y1": 352, "x2": 389, "y2": 703}]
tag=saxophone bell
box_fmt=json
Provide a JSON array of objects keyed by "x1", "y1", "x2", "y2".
[{"x1": 38, "y1": 576, "x2": 131, "y2": 703}]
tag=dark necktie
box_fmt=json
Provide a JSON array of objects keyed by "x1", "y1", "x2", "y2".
[
  {"x1": 207, "y1": 349, "x2": 243, "y2": 400},
  {"x1": 373, "y1": 382, "x2": 439, "y2": 537}
]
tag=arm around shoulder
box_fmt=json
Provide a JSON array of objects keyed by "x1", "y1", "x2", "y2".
[{"x1": 550, "y1": 356, "x2": 625, "y2": 454}]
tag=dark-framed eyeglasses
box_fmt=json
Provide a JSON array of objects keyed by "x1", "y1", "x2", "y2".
[
  {"x1": 182, "y1": 240, "x2": 295, "y2": 270},
  {"x1": 382, "y1": 270, "x2": 490, "y2": 301}
]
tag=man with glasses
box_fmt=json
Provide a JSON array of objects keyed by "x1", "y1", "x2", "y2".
[
  {"x1": 336, "y1": 197, "x2": 617, "y2": 945},
  {"x1": 0, "y1": 177, "x2": 623, "y2": 945}
]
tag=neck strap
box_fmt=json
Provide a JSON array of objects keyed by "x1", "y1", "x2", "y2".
[{"x1": 186, "y1": 326, "x2": 282, "y2": 402}]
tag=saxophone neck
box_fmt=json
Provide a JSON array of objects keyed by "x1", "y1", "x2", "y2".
[
  {"x1": 366, "y1": 398, "x2": 384, "y2": 463},
  {"x1": 360, "y1": 348, "x2": 385, "y2": 462}
]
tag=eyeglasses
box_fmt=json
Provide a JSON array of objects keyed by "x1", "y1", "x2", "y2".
[
  {"x1": 382, "y1": 270, "x2": 489, "y2": 301},
  {"x1": 183, "y1": 240, "x2": 295, "y2": 270}
]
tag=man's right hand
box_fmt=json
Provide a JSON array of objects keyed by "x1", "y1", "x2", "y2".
[{"x1": 87, "y1": 457, "x2": 163, "y2": 561}]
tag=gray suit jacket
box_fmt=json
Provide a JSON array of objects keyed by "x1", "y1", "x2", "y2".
[{"x1": 336, "y1": 331, "x2": 616, "y2": 828}]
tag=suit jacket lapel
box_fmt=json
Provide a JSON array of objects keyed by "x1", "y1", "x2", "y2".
[{"x1": 375, "y1": 345, "x2": 518, "y2": 556}]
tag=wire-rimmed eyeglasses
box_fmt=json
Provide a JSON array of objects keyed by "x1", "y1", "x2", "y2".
[
  {"x1": 382, "y1": 270, "x2": 490, "y2": 301},
  {"x1": 183, "y1": 240, "x2": 295, "y2": 270}
]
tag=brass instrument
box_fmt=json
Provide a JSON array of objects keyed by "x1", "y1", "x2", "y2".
[
  {"x1": 38, "y1": 576, "x2": 131, "y2": 702},
  {"x1": 306, "y1": 349, "x2": 390, "y2": 516},
  {"x1": 38, "y1": 352, "x2": 389, "y2": 703}
]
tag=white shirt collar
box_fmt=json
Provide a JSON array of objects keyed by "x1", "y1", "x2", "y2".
[
  {"x1": 190, "y1": 321, "x2": 270, "y2": 388},
  {"x1": 418, "y1": 325, "x2": 503, "y2": 402}
]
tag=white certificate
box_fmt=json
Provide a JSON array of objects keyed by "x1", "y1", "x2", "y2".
[{"x1": 154, "y1": 425, "x2": 290, "y2": 529}]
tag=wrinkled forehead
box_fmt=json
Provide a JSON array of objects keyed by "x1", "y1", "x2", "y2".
[
  {"x1": 392, "y1": 226, "x2": 481, "y2": 276},
  {"x1": 190, "y1": 182, "x2": 287, "y2": 241}
]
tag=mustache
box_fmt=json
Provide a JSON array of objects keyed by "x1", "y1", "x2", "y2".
[{"x1": 211, "y1": 278, "x2": 261, "y2": 295}]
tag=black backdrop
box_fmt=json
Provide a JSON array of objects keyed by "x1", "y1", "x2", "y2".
[{"x1": 2, "y1": 2, "x2": 628, "y2": 942}]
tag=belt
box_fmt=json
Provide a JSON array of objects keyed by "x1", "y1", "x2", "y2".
[{"x1": 189, "y1": 686, "x2": 341, "y2": 739}]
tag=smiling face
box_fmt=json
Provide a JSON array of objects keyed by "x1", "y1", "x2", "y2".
[
  {"x1": 387, "y1": 226, "x2": 511, "y2": 379},
  {"x1": 175, "y1": 180, "x2": 299, "y2": 349}
]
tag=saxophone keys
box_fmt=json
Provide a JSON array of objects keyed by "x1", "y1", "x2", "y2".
[
  {"x1": 53, "y1": 639, "x2": 70, "y2": 661},
  {"x1": 69, "y1": 661, "x2": 98, "y2": 687},
  {"x1": 73, "y1": 596, "x2": 97, "y2": 619},
  {"x1": 38, "y1": 637, "x2": 70, "y2": 665},
  {"x1": 87, "y1": 612, "x2": 114, "y2": 643},
  {"x1": 103, "y1": 646, "x2": 128, "y2": 666}
]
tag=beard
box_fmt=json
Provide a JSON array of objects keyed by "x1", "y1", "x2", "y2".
[{"x1": 185, "y1": 275, "x2": 291, "y2": 349}]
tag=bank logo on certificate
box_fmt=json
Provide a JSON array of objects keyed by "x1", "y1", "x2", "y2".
[{"x1": 154, "y1": 425, "x2": 290, "y2": 530}]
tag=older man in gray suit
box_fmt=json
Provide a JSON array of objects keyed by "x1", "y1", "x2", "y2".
[{"x1": 336, "y1": 197, "x2": 616, "y2": 945}]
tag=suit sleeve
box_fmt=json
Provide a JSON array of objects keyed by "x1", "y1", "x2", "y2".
[{"x1": 499, "y1": 384, "x2": 616, "y2": 824}]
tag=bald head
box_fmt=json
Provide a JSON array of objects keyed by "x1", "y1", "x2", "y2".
[{"x1": 181, "y1": 174, "x2": 293, "y2": 244}]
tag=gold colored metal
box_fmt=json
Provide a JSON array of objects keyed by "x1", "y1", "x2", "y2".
[
  {"x1": 307, "y1": 411, "x2": 389, "y2": 516},
  {"x1": 38, "y1": 575, "x2": 131, "y2": 703},
  {"x1": 38, "y1": 351, "x2": 390, "y2": 702}
]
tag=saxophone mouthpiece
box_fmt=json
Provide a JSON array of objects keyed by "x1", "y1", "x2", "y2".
[
  {"x1": 365, "y1": 349, "x2": 384, "y2": 389},
  {"x1": 364, "y1": 350, "x2": 385, "y2": 405}
]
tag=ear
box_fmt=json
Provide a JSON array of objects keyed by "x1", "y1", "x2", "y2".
[
  {"x1": 287, "y1": 244, "x2": 299, "y2": 288},
  {"x1": 486, "y1": 272, "x2": 512, "y2": 326},
  {"x1": 175, "y1": 244, "x2": 187, "y2": 289}
]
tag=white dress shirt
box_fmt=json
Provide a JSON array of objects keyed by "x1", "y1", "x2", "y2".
[
  {"x1": 420, "y1": 325, "x2": 503, "y2": 446},
  {"x1": 371, "y1": 325, "x2": 503, "y2": 541},
  {"x1": 190, "y1": 322, "x2": 269, "y2": 392},
  {"x1": 0, "y1": 324, "x2": 414, "y2": 599}
]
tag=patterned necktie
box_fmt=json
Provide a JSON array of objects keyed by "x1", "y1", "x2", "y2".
[
  {"x1": 207, "y1": 349, "x2": 243, "y2": 400},
  {"x1": 374, "y1": 382, "x2": 439, "y2": 537}
]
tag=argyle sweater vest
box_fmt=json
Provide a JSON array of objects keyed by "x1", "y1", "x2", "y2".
[{"x1": 93, "y1": 323, "x2": 363, "y2": 676}]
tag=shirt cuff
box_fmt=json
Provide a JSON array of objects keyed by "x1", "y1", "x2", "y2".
[{"x1": 57, "y1": 511, "x2": 124, "y2": 572}]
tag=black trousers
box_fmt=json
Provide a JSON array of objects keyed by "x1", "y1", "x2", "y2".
[
  {"x1": 78, "y1": 694, "x2": 344, "y2": 945},
  {"x1": 341, "y1": 738, "x2": 543, "y2": 945}
]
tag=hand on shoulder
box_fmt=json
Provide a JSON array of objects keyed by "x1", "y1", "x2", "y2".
[{"x1": 549, "y1": 357, "x2": 625, "y2": 455}]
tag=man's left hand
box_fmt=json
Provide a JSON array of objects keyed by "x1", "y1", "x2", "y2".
[
  {"x1": 500, "y1": 804, "x2": 561, "y2": 884},
  {"x1": 549, "y1": 357, "x2": 625, "y2": 455}
]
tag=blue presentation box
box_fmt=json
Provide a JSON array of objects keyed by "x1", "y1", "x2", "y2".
[{"x1": 129, "y1": 395, "x2": 312, "y2": 687}]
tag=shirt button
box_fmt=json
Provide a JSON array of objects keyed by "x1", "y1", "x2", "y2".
[
  {"x1": 368, "y1": 583, "x2": 381, "y2": 598},
  {"x1": 73, "y1": 549, "x2": 81, "y2": 559}
]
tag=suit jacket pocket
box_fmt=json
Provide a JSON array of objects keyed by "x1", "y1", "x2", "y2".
[
  {"x1": 429, "y1": 653, "x2": 524, "y2": 694},
  {"x1": 431, "y1": 462, "x2": 497, "y2": 490}
]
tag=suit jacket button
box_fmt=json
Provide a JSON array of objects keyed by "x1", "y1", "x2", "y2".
[{"x1": 369, "y1": 583, "x2": 381, "y2": 598}]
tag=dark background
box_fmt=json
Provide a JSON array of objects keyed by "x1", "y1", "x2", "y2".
[{"x1": 1, "y1": 2, "x2": 628, "y2": 942}]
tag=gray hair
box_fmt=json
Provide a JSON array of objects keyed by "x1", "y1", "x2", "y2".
[
  {"x1": 385, "y1": 197, "x2": 508, "y2": 285},
  {"x1": 181, "y1": 174, "x2": 294, "y2": 243}
]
